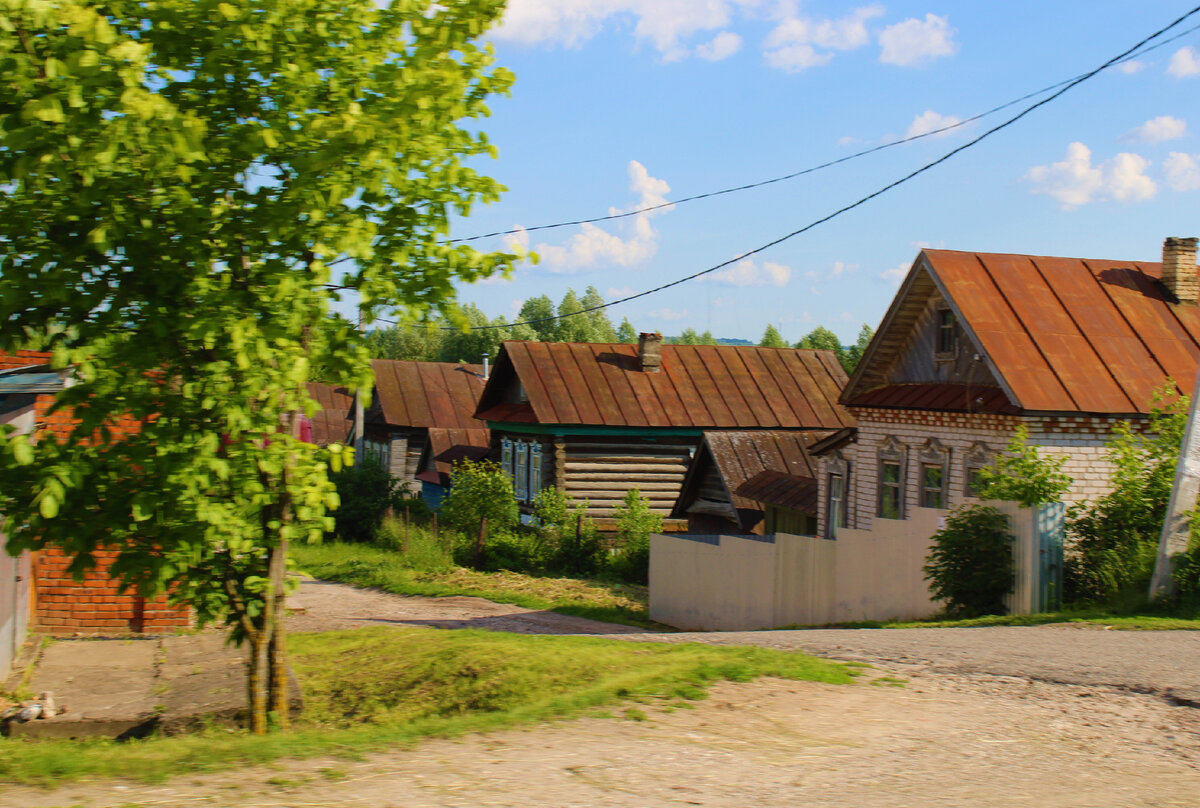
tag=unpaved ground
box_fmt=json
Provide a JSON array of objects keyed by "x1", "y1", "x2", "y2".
[{"x1": 9, "y1": 581, "x2": 1200, "y2": 808}]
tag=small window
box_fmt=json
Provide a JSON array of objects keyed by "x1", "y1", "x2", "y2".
[
  {"x1": 936, "y1": 308, "x2": 957, "y2": 355},
  {"x1": 514, "y1": 441, "x2": 529, "y2": 501},
  {"x1": 920, "y1": 463, "x2": 945, "y2": 509},
  {"x1": 965, "y1": 467, "x2": 985, "y2": 497},
  {"x1": 827, "y1": 472, "x2": 848, "y2": 538},
  {"x1": 878, "y1": 461, "x2": 903, "y2": 519},
  {"x1": 529, "y1": 443, "x2": 543, "y2": 499}
]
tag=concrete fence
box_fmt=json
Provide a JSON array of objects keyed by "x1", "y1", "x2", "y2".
[{"x1": 650, "y1": 502, "x2": 1063, "y2": 630}]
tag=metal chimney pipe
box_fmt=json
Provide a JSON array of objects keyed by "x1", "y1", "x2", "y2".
[{"x1": 482, "y1": 354, "x2": 489, "y2": 381}]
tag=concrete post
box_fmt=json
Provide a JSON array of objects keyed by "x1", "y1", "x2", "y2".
[{"x1": 1150, "y1": 370, "x2": 1200, "y2": 600}]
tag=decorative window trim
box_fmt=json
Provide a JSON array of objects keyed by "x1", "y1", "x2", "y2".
[
  {"x1": 529, "y1": 443, "x2": 543, "y2": 500},
  {"x1": 501, "y1": 437, "x2": 542, "y2": 504},
  {"x1": 963, "y1": 441, "x2": 995, "y2": 498},
  {"x1": 877, "y1": 437, "x2": 906, "y2": 520},
  {"x1": 825, "y1": 450, "x2": 851, "y2": 539},
  {"x1": 919, "y1": 438, "x2": 949, "y2": 509}
]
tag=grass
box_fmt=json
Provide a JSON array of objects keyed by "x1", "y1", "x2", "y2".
[
  {"x1": 291, "y1": 541, "x2": 656, "y2": 629},
  {"x1": 0, "y1": 625, "x2": 853, "y2": 786},
  {"x1": 810, "y1": 607, "x2": 1200, "y2": 631}
]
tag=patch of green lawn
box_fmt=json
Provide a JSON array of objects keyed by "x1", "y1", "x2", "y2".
[
  {"x1": 0, "y1": 626, "x2": 853, "y2": 786},
  {"x1": 818, "y1": 609, "x2": 1200, "y2": 631},
  {"x1": 290, "y1": 542, "x2": 657, "y2": 629}
]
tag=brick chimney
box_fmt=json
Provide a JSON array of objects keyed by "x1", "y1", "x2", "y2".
[
  {"x1": 1163, "y1": 237, "x2": 1199, "y2": 304},
  {"x1": 637, "y1": 332, "x2": 663, "y2": 372}
]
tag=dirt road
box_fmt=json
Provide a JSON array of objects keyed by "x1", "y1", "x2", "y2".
[{"x1": 9, "y1": 581, "x2": 1200, "y2": 808}]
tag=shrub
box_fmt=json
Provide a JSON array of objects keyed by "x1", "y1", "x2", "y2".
[
  {"x1": 975, "y1": 424, "x2": 1072, "y2": 508},
  {"x1": 608, "y1": 489, "x2": 663, "y2": 585},
  {"x1": 532, "y1": 487, "x2": 603, "y2": 575},
  {"x1": 923, "y1": 504, "x2": 1015, "y2": 618},
  {"x1": 439, "y1": 459, "x2": 519, "y2": 535},
  {"x1": 329, "y1": 459, "x2": 398, "y2": 543},
  {"x1": 374, "y1": 517, "x2": 453, "y2": 571},
  {"x1": 1064, "y1": 390, "x2": 1186, "y2": 607}
]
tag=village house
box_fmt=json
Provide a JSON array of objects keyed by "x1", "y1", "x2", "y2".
[
  {"x1": 815, "y1": 237, "x2": 1200, "y2": 541},
  {"x1": 473, "y1": 335, "x2": 853, "y2": 529},
  {"x1": 362, "y1": 359, "x2": 490, "y2": 505}
]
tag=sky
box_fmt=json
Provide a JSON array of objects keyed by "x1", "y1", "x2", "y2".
[{"x1": 393, "y1": 1, "x2": 1200, "y2": 345}]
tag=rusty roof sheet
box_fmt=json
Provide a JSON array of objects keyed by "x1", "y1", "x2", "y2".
[
  {"x1": 305, "y1": 382, "x2": 354, "y2": 413},
  {"x1": 847, "y1": 384, "x2": 1019, "y2": 415},
  {"x1": 416, "y1": 427, "x2": 492, "y2": 486},
  {"x1": 847, "y1": 249, "x2": 1200, "y2": 416},
  {"x1": 371, "y1": 360, "x2": 488, "y2": 429},
  {"x1": 735, "y1": 470, "x2": 820, "y2": 515},
  {"x1": 674, "y1": 430, "x2": 830, "y2": 528},
  {"x1": 477, "y1": 342, "x2": 853, "y2": 429},
  {"x1": 309, "y1": 409, "x2": 352, "y2": 447}
]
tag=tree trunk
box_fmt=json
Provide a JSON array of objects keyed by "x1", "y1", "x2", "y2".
[
  {"x1": 248, "y1": 627, "x2": 269, "y2": 734},
  {"x1": 267, "y1": 539, "x2": 289, "y2": 729}
]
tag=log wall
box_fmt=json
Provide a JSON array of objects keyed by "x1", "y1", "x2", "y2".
[{"x1": 559, "y1": 437, "x2": 696, "y2": 519}]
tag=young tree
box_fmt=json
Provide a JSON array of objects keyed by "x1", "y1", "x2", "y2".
[
  {"x1": 616, "y1": 318, "x2": 638, "y2": 344},
  {"x1": 759, "y1": 324, "x2": 787, "y2": 348},
  {"x1": 842, "y1": 324, "x2": 875, "y2": 373},
  {"x1": 579, "y1": 286, "x2": 617, "y2": 343},
  {"x1": 517, "y1": 295, "x2": 557, "y2": 341},
  {"x1": 796, "y1": 326, "x2": 848, "y2": 369},
  {"x1": 0, "y1": 0, "x2": 515, "y2": 733}
]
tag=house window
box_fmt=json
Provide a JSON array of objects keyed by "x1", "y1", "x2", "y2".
[
  {"x1": 826, "y1": 472, "x2": 848, "y2": 538},
  {"x1": 514, "y1": 441, "x2": 529, "y2": 502},
  {"x1": 963, "y1": 441, "x2": 995, "y2": 498},
  {"x1": 921, "y1": 464, "x2": 945, "y2": 508},
  {"x1": 936, "y1": 308, "x2": 957, "y2": 356},
  {"x1": 878, "y1": 462, "x2": 903, "y2": 519},
  {"x1": 529, "y1": 443, "x2": 543, "y2": 500}
]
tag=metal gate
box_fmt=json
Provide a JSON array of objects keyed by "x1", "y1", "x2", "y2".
[{"x1": 0, "y1": 530, "x2": 31, "y2": 679}]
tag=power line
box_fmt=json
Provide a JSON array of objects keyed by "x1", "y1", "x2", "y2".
[
  {"x1": 445, "y1": 20, "x2": 1200, "y2": 247},
  {"x1": 374, "y1": 4, "x2": 1200, "y2": 332}
]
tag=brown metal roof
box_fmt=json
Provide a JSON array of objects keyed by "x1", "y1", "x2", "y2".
[
  {"x1": 847, "y1": 384, "x2": 1019, "y2": 415},
  {"x1": 477, "y1": 342, "x2": 853, "y2": 429},
  {"x1": 371, "y1": 360, "x2": 488, "y2": 429},
  {"x1": 305, "y1": 381, "x2": 354, "y2": 413},
  {"x1": 416, "y1": 427, "x2": 492, "y2": 486},
  {"x1": 673, "y1": 430, "x2": 831, "y2": 528},
  {"x1": 845, "y1": 249, "x2": 1200, "y2": 415},
  {"x1": 735, "y1": 470, "x2": 819, "y2": 515}
]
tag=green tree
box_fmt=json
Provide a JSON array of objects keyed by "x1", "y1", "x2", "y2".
[
  {"x1": 697, "y1": 330, "x2": 718, "y2": 346},
  {"x1": 517, "y1": 295, "x2": 557, "y2": 341},
  {"x1": 672, "y1": 328, "x2": 700, "y2": 346},
  {"x1": 0, "y1": 0, "x2": 515, "y2": 733},
  {"x1": 796, "y1": 326, "x2": 848, "y2": 369},
  {"x1": 759, "y1": 324, "x2": 787, "y2": 348},
  {"x1": 975, "y1": 425, "x2": 1072, "y2": 508},
  {"x1": 609, "y1": 489, "x2": 663, "y2": 584},
  {"x1": 440, "y1": 459, "x2": 519, "y2": 537},
  {"x1": 616, "y1": 318, "x2": 638, "y2": 344},
  {"x1": 579, "y1": 286, "x2": 617, "y2": 343},
  {"x1": 365, "y1": 323, "x2": 443, "y2": 363},
  {"x1": 842, "y1": 324, "x2": 874, "y2": 373},
  {"x1": 554, "y1": 289, "x2": 587, "y2": 342},
  {"x1": 923, "y1": 505, "x2": 1015, "y2": 618}
]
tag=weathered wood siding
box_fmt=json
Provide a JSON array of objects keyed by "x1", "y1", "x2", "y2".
[
  {"x1": 386, "y1": 428, "x2": 426, "y2": 494},
  {"x1": 883, "y1": 292, "x2": 1001, "y2": 388},
  {"x1": 560, "y1": 437, "x2": 695, "y2": 519}
]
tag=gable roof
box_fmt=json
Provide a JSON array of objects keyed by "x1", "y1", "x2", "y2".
[
  {"x1": 735, "y1": 470, "x2": 819, "y2": 515},
  {"x1": 415, "y1": 427, "x2": 492, "y2": 487},
  {"x1": 476, "y1": 341, "x2": 853, "y2": 429},
  {"x1": 370, "y1": 360, "x2": 487, "y2": 430},
  {"x1": 672, "y1": 430, "x2": 831, "y2": 529},
  {"x1": 844, "y1": 248, "x2": 1200, "y2": 416}
]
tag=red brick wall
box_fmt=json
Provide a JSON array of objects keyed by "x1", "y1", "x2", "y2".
[{"x1": 32, "y1": 548, "x2": 191, "y2": 635}]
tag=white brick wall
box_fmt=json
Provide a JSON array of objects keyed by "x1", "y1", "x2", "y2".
[{"x1": 815, "y1": 408, "x2": 1157, "y2": 536}]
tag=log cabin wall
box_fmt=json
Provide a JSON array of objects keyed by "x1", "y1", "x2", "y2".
[
  {"x1": 559, "y1": 436, "x2": 696, "y2": 520},
  {"x1": 384, "y1": 428, "x2": 426, "y2": 495}
]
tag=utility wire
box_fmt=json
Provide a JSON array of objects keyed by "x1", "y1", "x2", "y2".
[
  {"x1": 445, "y1": 19, "x2": 1200, "y2": 247},
  {"x1": 373, "y1": 4, "x2": 1200, "y2": 331}
]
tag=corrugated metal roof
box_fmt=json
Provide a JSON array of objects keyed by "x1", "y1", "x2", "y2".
[
  {"x1": 477, "y1": 341, "x2": 853, "y2": 429},
  {"x1": 371, "y1": 360, "x2": 488, "y2": 429},
  {"x1": 305, "y1": 381, "x2": 354, "y2": 413},
  {"x1": 846, "y1": 249, "x2": 1200, "y2": 415},
  {"x1": 416, "y1": 427, "x2": 492, "y2": 486},
  {"x1": 735, "y1": 470, "x2": 819, "y2": 514},
  {"x1": 847, "y1": 383, "x2": 1019, "y2": 415},
  {"x1": 674, "y1": 430, "x2": 830, "y2": 528}
]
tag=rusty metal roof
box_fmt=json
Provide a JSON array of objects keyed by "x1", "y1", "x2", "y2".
[
  {"x1": 846, "y1": 249, "x2": 1200, "y2": 415},
  {"x1": 416, "y1": 427, "x2": 492, "y2": 486},
  {"x1": 371, "y1": 360, "x2": 488, "y2": 429},
  {"x1": 735, "y1": 470, "x2": 819, "y2": 515},
  {"x1": 847, "y1": 383, "x2": 1019, "y2": 415},
  {"x1": 477, "y1": 341, "x2": 853, "y2": 429},
  {"x1": 673, "y1": 430, "x2": 831, "y2": 528}
]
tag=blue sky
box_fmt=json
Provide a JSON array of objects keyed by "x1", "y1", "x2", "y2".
[{"x1": 425, "y1": 1, "x2": 1200, "y2": 345}]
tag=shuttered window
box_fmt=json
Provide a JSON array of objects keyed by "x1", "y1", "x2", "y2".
[
  {"x1": 529, "y1": 443, "x2": 543, "y2": 500},
  {"x1": 501, "y1": 438, "x2": 513, "y2": 483},
  {"x1": 514, "y1": 441, "x2": 529, "y2": 502}
]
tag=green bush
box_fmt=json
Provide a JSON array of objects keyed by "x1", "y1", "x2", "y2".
[
  {"x1": 975, "y1": 424, "x2": 1071, "y2": 508},
  {"x1": 532, "y1": 487, "x2": 603, "y2": 575},
  {"x1": 374, "y1": 517, "x2": 453, "y2": 572},
  {"x1": 608, "y1": 489, "x2": 663, "y2": 585},
  {"x1": 923, "y1": 504, "x2": 1015, "y2": 618},
  {"x1": 329, "y1": 459, "x2": 398, "y2": 543},
  {"x1": 440, "y1": 459, "x2": 518, "y2": 533}
]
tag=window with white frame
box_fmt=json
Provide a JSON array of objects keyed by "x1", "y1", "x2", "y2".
[
  {"x1": 824, "y1": 452, "x2": 851, "y2": 539},
  {"x1": 963, "y1": 441, "x2": 995, "y2": 498},
  {"x1": 877, "y1": 437, "x2": 906, "y2": 520},
  {"x1": 500, "y1": 436, "x2": 542, "y2": 504}
]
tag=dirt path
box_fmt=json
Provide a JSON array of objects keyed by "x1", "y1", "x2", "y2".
[{"x1": 10, "y1": 581, "x2": 1200, "y2": 807}]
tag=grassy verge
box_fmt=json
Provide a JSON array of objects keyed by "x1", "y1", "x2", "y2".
[
  {"x1": 291, "y1": 541, "x2": 656, "y2": 629},
  {"x1": 814, "y1": 608, "x2": 1200, "y2": 631},
  {"x1": 0, "y1": 626, "x2": 853, "y2": 786}
]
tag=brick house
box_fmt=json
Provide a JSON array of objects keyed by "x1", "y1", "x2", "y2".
[
  {"x1": 814, "y1": 238, "x2": 1200, "y2": 542},
  {"x1": 474, "y1": 335, "x2": 853, "y2": 529},
  {"x1": 0, "y1": 352, "x2": 189, "y2": 637}
]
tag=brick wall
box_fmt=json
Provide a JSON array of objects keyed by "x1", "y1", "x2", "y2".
[
  {"x1": 817, "y1": 408, "x2": 1156, "y2": 537},
  {"x1": 32, "y1": 547, "x2": 191, "y2": 635}
]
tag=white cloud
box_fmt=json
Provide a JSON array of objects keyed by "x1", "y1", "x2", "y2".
[
  {"x1": 763, "y1": 5, "x2": 884, "y2": 73},
  {"x1": 648, "y1": 307, "x2": 689, "y2": 321},
  {"x1": 878, "y1": 13, "x2": 957, "y2": 67},
  {"x1": 695, "y1": 30, "x2": 742, "y2": 61},
  {"x1": 1165, "y1": 152, "x2": 1200, "y2": 192},
  {"x1": 495, "y1": 0, "x2": 761, "y2": 62},
  {"x1": 1121, "y1": 115, "x2": 1187, "y2": 143},
  {"x1": 837, "y1": 135, "x2": 864, "y2": 147},
  {"x1": 1024, "y1": 142, "x2": 1156, "y2": 208},
  {"x1": 904, "y1": 109, "x2": 962, "y2": 139},
  {"x1": 709, "y1": 258, "x2": 792, "y2": 287},
  {"x1": 1167, "y1": 46, "x2": 1200, "y2": 78},
  {"x1": 605, "y1": 286, "x2": 639, "y2": 299},
  {"x1": 537, "y1": 160, "x2": 671, "y2": 272},
  {"x1": 1118, "y1": 59, "x2": 1145, "y2": 74},
  {"x1": 880, "y1": 262, "x2": 908, "y2": 286},
  {"x1": 831, "y1": 260, "x2": 856, "y2": 277}
]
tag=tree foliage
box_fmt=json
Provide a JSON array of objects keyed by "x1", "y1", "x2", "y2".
[
  {"x1": 439, "y1": 459, "x2": 519, "y2": 537},
  {"x1": 609, "y1": 489, "x2": 663, "y2": 584},
  {"x1": 759, "y1": 324, "x2": 787, "y2": 348},
  {"x1": 0, "y1": 0, "x2": 514, "y2": 732},
  {"x1": 923, "y1": 505, "x2": 1015, "y2": 618},
  {"x1": 795, "y1": 324, "x2": 873, "y2": 373},
  {"x1": 975, "y1": 425, "x2": 1073, "y2": 508}
]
